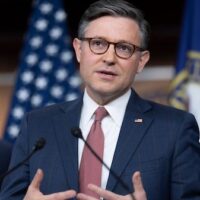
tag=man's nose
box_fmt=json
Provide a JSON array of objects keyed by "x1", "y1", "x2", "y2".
[{"x1": 102, "y1": 44, "x2": 116, "y2": 65}]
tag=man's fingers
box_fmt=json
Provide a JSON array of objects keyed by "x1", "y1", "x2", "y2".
[
  {"x1": 25, "y1": 169, "x2": 76, "y2": 200},
  {"x1": 132, "y1": 171, "x2": 144, "y2": 192},
  {"x1": 88, "y1": 184, "x2": 121, "y2": 200},
  {"x1": 45, "y1": 190, "x2": 76, "y2": 200},
  {"x1": 30, "y1": 169, "x2": 44, "y2": 189},
  {"x1": 77, "y1": 184, "x2": 120, "y2": 200},
  {"x1": 132, "y1": 171, "x2": 146, "y2": 200},
  {"x1": 77, "y1": 193, "x2": 96, "y2": 200}
]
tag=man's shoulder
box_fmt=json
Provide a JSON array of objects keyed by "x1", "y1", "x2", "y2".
[
  {"x1": 27, "y1": 98, "x2": 82, "y2": 118},
  {"x1": 132, "y1": 90, "x2": 193, "y2": 119},
  {"x1": 146, "y1": 99, "x2": 195, "y2": 121}
]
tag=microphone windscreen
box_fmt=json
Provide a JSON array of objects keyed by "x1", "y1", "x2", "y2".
[
  {"x1": 34, "y1": 137, "x2": 46, "y2": 151},
  {"x1": 71, "y1": 127, "x2": 83, "y2": 139}
]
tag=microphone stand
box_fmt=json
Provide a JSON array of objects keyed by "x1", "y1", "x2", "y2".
[{"x1": 0, "y1": 137, "x2": 46, "y2": 182}]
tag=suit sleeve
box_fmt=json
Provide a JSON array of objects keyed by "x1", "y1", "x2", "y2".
[
  {"x1": 171, "y1": 113, "x2": 200, "y2": 199},
  {"x1": 0, "y1": 114, "x2": 31, "y2": 200}
]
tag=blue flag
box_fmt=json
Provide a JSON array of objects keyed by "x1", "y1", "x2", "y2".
[
  {"x1": 3, "y1": 0, "x2": 81, "y2": 142},
  {"x1": 169, "y1": 0, "x2": 200, "y2": 122}
]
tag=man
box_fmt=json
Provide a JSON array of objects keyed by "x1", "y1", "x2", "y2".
[{"x1": 1, "y1": 0, "x2": 200, "y2": 199}]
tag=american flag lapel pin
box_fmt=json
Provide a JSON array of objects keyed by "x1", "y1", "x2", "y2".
[{"x1": 134, "y1": 118, "x2": 143, "y2": 123}]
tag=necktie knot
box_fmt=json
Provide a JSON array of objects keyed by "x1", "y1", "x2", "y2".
[{"x1": 95, "y1": 107, "x2": 108, "y2": 122}]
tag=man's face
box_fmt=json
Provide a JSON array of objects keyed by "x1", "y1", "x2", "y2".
[{"x1": 73, "y1": 16, "x2": 150, "y2": 104}]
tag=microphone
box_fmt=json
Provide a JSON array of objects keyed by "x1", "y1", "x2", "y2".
[
  {"x1": 71, "y1": 127, "x2": 135, "y2": 199},
  {"x1": 0, "y1": 137, "x2": 46, "y2": 182}
]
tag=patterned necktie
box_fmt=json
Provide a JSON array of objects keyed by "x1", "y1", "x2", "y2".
[{"x1": 79, "y1": 107, "x2": 108, "y2": 198}]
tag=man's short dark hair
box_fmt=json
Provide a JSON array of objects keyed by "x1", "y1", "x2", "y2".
[{"x1": 77, "y1": 0, "x2": 150, "y2": 49}]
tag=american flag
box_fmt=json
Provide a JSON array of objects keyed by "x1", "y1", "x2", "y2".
[{"x1": 3, "y1": 0, "x2": 81, "y2": 143}]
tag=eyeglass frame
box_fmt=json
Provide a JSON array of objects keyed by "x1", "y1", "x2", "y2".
[{"x1": 79, "y1": 37, "x2": 145, "y2": 59}]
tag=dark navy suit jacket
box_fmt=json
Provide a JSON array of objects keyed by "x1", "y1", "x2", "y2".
[
  {"x1": 1, "y1": 90, "x2": 200, "y2": 200},
  {"x1": 0, "y1": 140, "x2": 12, "y2": 188}
]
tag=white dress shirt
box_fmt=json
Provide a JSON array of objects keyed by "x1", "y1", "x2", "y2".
[{"x1": 79, "y1": 89, "x2": 131, "y2": 189}]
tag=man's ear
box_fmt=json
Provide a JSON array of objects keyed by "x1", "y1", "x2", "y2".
[
  {"x1": 73, "y1": 38, "x2": 81, "y2": 63},
  {"x1": 137, "y1": 50, "x2": 150, "y2": 73}
]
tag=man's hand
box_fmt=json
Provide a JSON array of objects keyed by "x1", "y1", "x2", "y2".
[
  {"x1": 23, "y1": 169, "x2": 76, "y2": 200},
  {"x1": 77, "y1": 171, "x2": 147, "y2": 200}
]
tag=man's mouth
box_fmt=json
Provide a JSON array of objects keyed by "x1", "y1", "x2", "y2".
[
  {"x1": 95, "y1": 70, "x2": 117, "y2": 81},
  {"x1": 97, "y1": 70, "x2": 117, "y2": 76}
]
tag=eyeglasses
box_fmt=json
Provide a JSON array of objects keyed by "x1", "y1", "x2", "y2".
[{"x1": 79, "y1": 37, "x2": 145, "y2": 59}]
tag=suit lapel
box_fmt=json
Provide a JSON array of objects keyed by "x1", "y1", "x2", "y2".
[
  {"x1": 106, "y1": 91, "x2": 154, "y2": 191},
  {"x1": 52, "y1": 98, "x2": 83, "y2": 191}
]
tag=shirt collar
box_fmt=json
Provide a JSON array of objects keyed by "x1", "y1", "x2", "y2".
[
  {"x1": 82, "y1": 91, "x2": 99, "y2": 126},
  {"x1": 105, "y1": 90, "x2": 131, "y2": 127},
  {"x1": 82, "y1": 89, "x2": 131, "y2": 126}
]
